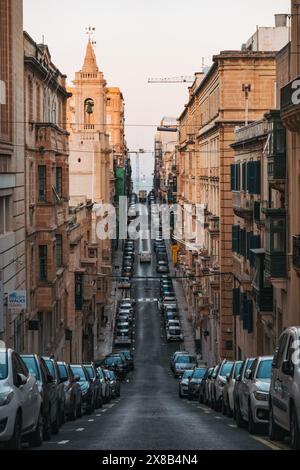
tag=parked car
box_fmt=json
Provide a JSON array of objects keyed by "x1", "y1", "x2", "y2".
[
  {"x1": 269, "y1": 326, "x2": 300, "y2": 449},
  {"x1": 166, "y1": 325, "x2": 184, "y2": 342},
  {"x1": 120, "y1": 298, "x2": 135, "y2": 307},
  {"x1": 83, "y1": 363, "x2": 102, "y2": 409},
  {"x1": 222, "y1": 360, "x2": 243, "y2": 416},
  {"x1": 234, "y1": 357, "x2": 255, "y2": 426},
  {"x1": 199, "y1": 367, "x2": 214, "y2": 404},
  {"x1": 0, "y1": 348, "x2": 43, "y2": 449},
  {"x1": 104, "y1": 369, "x2": 120, "y2": 398},
  {"x1": 170, "y1": 351, "x2": 189, "y2": 373},
  {"x1": 206, "y1": 365, "x2": 219, "y2": 406},
  {"x1": 42, "y1": 356, "x2": 66, "y2": 426},
  {"x1": 57, "y1": 361, "x2": 82, "y2": 420},
  {"x1": 114, "y1": 331, "x2": 132, "y2": 346},
  {"x1": 237, "y1": 356, "x2": 273, "y2": 434},
  {"x1": 102, "y1": 370, "x2": 112, "y2": 402},
  {"x1": 70, "y1": 365, "x2": 95, "y2": 415},
  {"x1": 101, "y1": 355, "x2": 126, "y2": 380},
  {"x1": 114, "y1": 350, "x2": 134, "y2": 370},
  {"x1": 96, "y1": 367, "x2": 111, "y2": 403},
  {"x1": 21, "y1": 354, "x2": 59, "y2": 438},
  {"x1": 118, "y1": 277, "x2": 131, "y2": 289},
  {"x1": 188, "y1": 367, "x2": 208, "y2": 400},
  {"x1": 211, "y1": 360, "x2": 234, "y2": 411},
  {"x1": 173, "y1": 354, "x2": 197, "y2": 378},
  {"x1": 178, "y1": 370, "x2": 194, "y2": 398},
  {"x1": 157, "y1": 261, "x2": 169, "y2": 273}
]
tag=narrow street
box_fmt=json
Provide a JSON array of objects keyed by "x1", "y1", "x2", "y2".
[{"x1": 39, "y1": 238, "x2": 273, "y2": 451}]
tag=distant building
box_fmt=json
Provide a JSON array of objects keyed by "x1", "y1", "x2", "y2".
[{"x1": 244, "y1": 14, "x2": 290, "y2": 52}]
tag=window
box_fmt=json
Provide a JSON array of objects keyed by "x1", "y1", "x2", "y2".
[
  {"x1": 55, "y1": 167, "x2": 62, "y2": 197},
  {"x1": 0, "y1": 195, "x2": 11, "y2": 234},
  {"x1": 38, "y1": 165, "x2": 46, "y2": 202},
  {"x1": 55, "y1": 234, "x2": 63, "y2": 267},
  {"x1": 247, "y1": 161, "x2": 261, "y2": 194},
  {"x1": 106, "y1": 114, "x2": 112, "y2": 125},
  {"x1": 39, "y1": 245, "x2": 47, "y2": 281}
]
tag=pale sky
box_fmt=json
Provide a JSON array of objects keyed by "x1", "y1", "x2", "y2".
[{"x1": 23, "y1": 0, "x2": 290, "y2": 181}]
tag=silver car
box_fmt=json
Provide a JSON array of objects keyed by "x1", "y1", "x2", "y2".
[
  {"x1": 173, "y1": 354, "x2": 197, "y2": 378},
  {"x1": 178, "y1": 370, "x2": 194, "y2": 398},
  {"x1": 211, "y1": 360, "x2": 234, "y2": 412},
  {"x1": 187, "y1": 367, "x2": 208, "y2": 400},
  {"x1": 0, "y1": 348, "x2": 43, "y2": 449},
  {"x1": 222, "y1": 360, "x2": 243, "y2": 416},
  {"x1": 238, "y1": 356, "x2": 273, "y2": 434}
]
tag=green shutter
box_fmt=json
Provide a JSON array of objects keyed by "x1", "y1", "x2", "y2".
[
  {"x1": 236, "y1": 164, "x2": 240, "y2": 191},
  {"x1": 230, "y1": 164, "x2": 235, "y2": 191},
  {"x1": 239, "y1": 228, "x2": 246, "y2": 257},
  {"x1": 247, "y1": 161, "x2": 261, "y2": 194},
  {"x1": 242, "y1": 162, "x2": 247, "y2": 191},
  {"x1": 232, "y1": 288, "x2": 240, "y2": 316},
  {"x1": 254, "y1": 161, "x2": 261, "y2": 194},
  {"x1": 232, "y1": 225, "x2": 239, "y2": 252}
]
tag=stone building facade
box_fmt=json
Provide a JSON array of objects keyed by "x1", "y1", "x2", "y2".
[
  {"x1": 23, "y1": 32, "x2": 71, "y2": 358},
  {"x1": 176, "y1": 50, "x2": 279, "y2": 364},
  {"x1": 0, "y1": 0, "x2": 26, "y2": 349}
]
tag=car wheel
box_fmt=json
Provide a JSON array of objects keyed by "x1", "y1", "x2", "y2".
[
  {"x1": 51, "y1": 410, "x2": 60, "y2": 435},
  {"x1": 68, "y1": 399, "x2": 77, "y2": 421},
  {"x1": 269, "y1": 402, "x2": 284, "y2": 441},
  {"x1": 248, "y1": 404, "x2": 258, "y2": 435},
  {"x1": 28, "y1": 409, "x2": 43, "y2": 448},
  {"x1": 222, "y1": 399, "x2": 227, "y2": 416},
  {"x1": 43, "y1": 410, "x2": 51, "y2": 440},
  {"x1": 7, "y1": 413, "x2": 22, "y2": 450},
  {"x1": 290, "y1": 404, "x2": 300, "y2": 450},
  {"x1": 76, "y1": 400, "x2": 82, "y2": 419},
  {"x1": 236, "y1": 402, "x2": 245, "y2": 428}
]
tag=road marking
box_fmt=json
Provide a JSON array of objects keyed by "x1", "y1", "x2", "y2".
[
  {"x1": 58, "y1": 440, "x2": 70, "y2": 445},
  {"x1": 228, "y1": 424, "x2": 237, "y2": 428},
  {"x1": 197, "y1": 406, "x2": 206, "y2": 411},
  {"x1": 101, "y1": 409, "x2": 108, "y2": 413},
  {"x1": 204, "y1": 411, "x2": 211, "y2": 414},
  {"x1": 251, "y1": 435, "x2": 289, "y2": 450},
  {"x1": 75, "y1": 428, "x2": 85, "y2": 432},
  {"x1": 96, "y1": 414, "x2": 101, "y2": 417},
  {"x1": 88, "y1": 419, "x2": 95, "y2": 422},
  {"x1": 214, "y1": 416, "x2": 223, "y2": 420}
]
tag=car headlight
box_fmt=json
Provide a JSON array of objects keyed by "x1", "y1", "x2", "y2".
[
  {"x1": 254, "y1": 391, "x2": 269, "y2": 401},
  {"x1": 0, "y1": 389, "x2": 14, "y2": 406}
]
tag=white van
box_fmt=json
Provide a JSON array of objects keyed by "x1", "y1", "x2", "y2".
[{"x1": 269, "y1": 326, "x2": 300, "y2": 450}]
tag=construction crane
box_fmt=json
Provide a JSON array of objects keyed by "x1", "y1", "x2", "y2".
[{"x1": 148, "y1": 76, "x2": 194, "y2": 84}]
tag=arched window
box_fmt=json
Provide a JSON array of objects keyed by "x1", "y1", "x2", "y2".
[{"x1": 84, "y1": 98, "x2": 94, "y2": 124}]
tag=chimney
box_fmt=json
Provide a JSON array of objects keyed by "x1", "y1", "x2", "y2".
[{"x1": 275, "y1": 14, "x2": 288, "y2": 27}]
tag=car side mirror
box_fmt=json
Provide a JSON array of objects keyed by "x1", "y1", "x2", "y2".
[
  {"x1": 16, "y1": 373, "x2": 27, "y2": 387},
  {"x1": 226, "y1": 373, "x2": 230, "y2": 383},
  {"x1": 245, "y1": 369, "x2": 252, "y2": 380},
  {"x1": 282, "y1": 360, "x2": 294, "y2": 377},
  {"x1": 236, "y1": 374, "x2": 241, "y2": 382}
]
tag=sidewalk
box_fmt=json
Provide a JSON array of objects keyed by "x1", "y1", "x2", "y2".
[
  {"x1": 97, "y1": 242, "x2": 124, "y2": 358},
  {"x1": 166, "y1": 240, "x2": 196, "y2": 356}
]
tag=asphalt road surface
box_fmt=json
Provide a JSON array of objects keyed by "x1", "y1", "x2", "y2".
[{"x1": 38, "y1": 238, "x2": 283, "y2": 451}]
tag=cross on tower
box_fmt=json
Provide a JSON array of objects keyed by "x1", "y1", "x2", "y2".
[{"x1": 86, "y1": 25, "x2": 96, "y2": 46}]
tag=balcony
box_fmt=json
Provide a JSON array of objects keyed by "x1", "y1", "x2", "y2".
[
  {"x1": 232, "y1": 192, "x2": 254, "y2": 220},
  {"x1": 209, "y1": 267, "x2": 220, "y2": 288},
  {"x1": 35, "y1": 122, "x2": 69, "y2": 155},
  {"x1": 266, "y1": 111, "x2": 286, "y2": 190},
  {"x1": 280, "y1": 76, "x2": 300, "y2": 132},
  {"x1": 293, "y1": 235, "x2": 300, "y2": 276},
  {"x1": 251, "y1": 248, "x2": 274, "y2": 312},
  {"x1": 262, "y1": 207, "x2": 287, "y2": 278},
  {"x1": 208, "y1": 215, "x2": 219, "y2": 235}
]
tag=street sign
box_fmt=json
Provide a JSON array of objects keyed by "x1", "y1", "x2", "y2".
[{"x1": 7, "y1": 290, "x2": 26, "y2": 310}]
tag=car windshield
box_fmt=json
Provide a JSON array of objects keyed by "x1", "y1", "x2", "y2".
[
  {"x1": 234, "y1": 362, "x2": 243, "y2": 378},
  {"x1": 70, "y1": 366, "x2": 86, "y2": 381},
  {"x1": 22, "y1": 356, "x2": 40, "y2": 380},
  {"x1": 256, "y1": 359, "x2": 273, "y2": 379},
  {"x1": 0, "y1": 351, "x2": 8, "y2": 380},
  {"x1": 44, "y1": 359, "x2": 56, "y2": 379},
  {"x1": 105, "y1": 357, "x2": 122, "y2": 365},
  {"x1": 85, "y1": 366, "x2": 95, "y2": 379},
  {"x1": 220, "y1": 362, "x2": 234, "y2": 377},
  {"x1": 193, "y1": 368, "x2": 207, "y2": 379},
  {"x1": 177, "y1": 355, "x2": 195, "y2": 364},
  {"x1": 182, "y1": 370, "x2": 194, "y2": 379}
]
